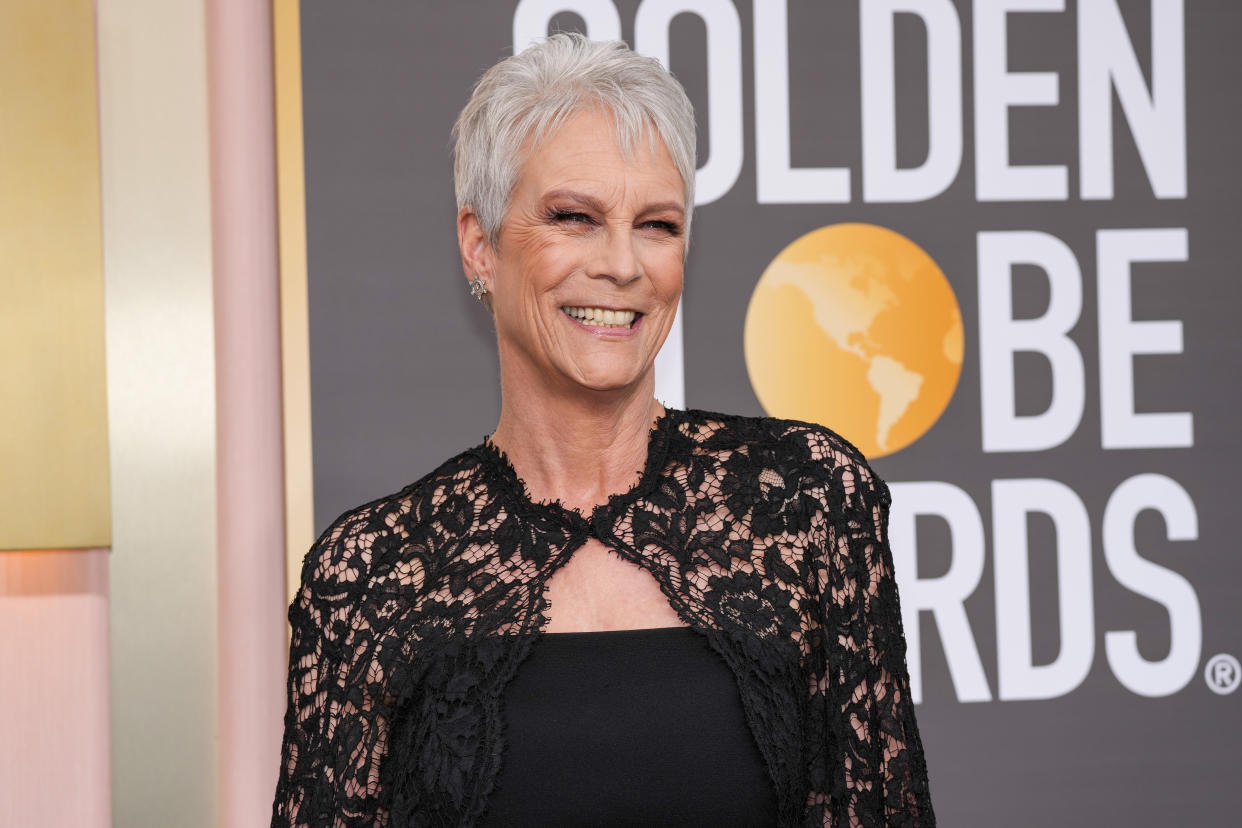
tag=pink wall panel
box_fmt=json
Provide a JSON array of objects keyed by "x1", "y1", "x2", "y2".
[{"x1": 0, "y1": 549, "x2": 111, "y2": 826}]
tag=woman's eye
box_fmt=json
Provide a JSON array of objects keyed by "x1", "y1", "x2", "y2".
[
  {"x1": 641, "y1": 220, "x2": 681, "y2": 235},
  {"x1": 553, "y1": 211, "x2": 593, "y2": 225}
]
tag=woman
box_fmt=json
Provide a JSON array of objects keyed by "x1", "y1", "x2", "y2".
[{"x1": 273, "y1": 33, "x2": 933, "y2": 827}]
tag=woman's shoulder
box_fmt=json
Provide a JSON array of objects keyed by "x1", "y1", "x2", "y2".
[
  {"x1": 675, "y1": 407, "x2": 878, "y2": 478},
  {"x1": 296, "y1": 446, "x2": 490, "y2": 590},
  {"x1": 671, "y1": 409, "x2": 889, "y2": 538}
]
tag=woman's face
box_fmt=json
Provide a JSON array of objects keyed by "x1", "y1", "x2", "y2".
[{"x1": 463, "y1": 109, "x2": 686, "y2": 398}]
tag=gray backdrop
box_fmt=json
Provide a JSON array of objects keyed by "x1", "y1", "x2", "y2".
[{"x1": 300, "y1": 1, "x2": 1241, "y2": 823}]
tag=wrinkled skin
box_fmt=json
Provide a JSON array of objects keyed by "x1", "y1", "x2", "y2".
[{"x1": 457, "y1": 109, "x2": 687, "y2": 399}]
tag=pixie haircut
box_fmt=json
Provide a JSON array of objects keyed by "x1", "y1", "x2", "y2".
[{"x1": 452, "y1": 33, "x2": 697, "y2": 249}]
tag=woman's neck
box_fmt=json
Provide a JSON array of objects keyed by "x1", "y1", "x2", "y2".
[{"x1": 489, "y1": 374, "x2": 665, "y2": 514}]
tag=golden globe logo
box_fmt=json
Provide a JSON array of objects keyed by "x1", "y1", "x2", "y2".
[{"x1": 744, "y1": 223, "x2": 963, "y2": 458}]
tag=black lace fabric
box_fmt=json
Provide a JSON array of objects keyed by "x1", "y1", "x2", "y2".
[{"x1": 272, "y1": 409, "x2": 934, "y2": 827}]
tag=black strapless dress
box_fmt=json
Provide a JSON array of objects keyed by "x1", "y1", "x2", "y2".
[{"x1": 478, "y1": 626, "x2": 779, "y2": 827}]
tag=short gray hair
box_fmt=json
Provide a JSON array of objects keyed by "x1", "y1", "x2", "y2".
[{"x1": 452, "y1": 33, "x2": 697, "y2": 249}]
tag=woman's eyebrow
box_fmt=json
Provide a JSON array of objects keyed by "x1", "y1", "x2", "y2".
[
  {"x1": 541, "y1": 189, "x2": 684, "y2": 218},
  {"x1": 541, "y1": 189, "x2": 607, "y2": 213},
  {"x1": 640, "y1": 201, "x2": 685, "y2": 217}
]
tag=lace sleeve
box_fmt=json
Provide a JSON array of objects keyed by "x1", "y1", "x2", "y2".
[
  {"x1": 271, "y1": 509, "x2": 387, "y2": 827},
  {"x1": 806, "y1": 434, "x2": 934, "y2": 826}
]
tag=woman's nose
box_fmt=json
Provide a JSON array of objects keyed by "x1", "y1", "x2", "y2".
[{"x1": 588, "y1": 224, "x2": 641, "y2": 285}]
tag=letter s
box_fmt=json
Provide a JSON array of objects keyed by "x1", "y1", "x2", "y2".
[{"x1": 1103, "y1": 473, "x2": 1202, "y2": 697}]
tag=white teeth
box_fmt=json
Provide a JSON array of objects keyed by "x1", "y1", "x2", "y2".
[{"x1": 561, "y1": 306, "x2": 637, "y2": 328}]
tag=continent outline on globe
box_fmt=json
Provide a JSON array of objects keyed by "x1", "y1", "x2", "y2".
[{"x1": 744, "y1": 222, "x2": 964, "y2": 459}]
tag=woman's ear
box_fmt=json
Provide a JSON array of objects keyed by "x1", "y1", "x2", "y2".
[{"x1": 457, "y1": 206, "x2": 492, "y2": 290}]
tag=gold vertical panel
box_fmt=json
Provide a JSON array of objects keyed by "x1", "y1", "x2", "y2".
[
  {"x1": 274, "y1": 0, "x2": 316, "y2": 602},
  {"x1": 0, "y1": 0, "x2": 110, "y2": 550}
]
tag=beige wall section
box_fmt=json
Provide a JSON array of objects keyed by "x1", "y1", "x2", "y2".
[
  {"x1": 274, "y1": 0, "x2": 317, "y2": 601},
  {"x1": 0, "y1": 551, "x2": 112, "y2": 827},
  {"x1": 0, "y1": 0, "x2": 110, "y2": 550},
  {"x1": 98, "y1": 1, "x2": 220, "y2": 825}
]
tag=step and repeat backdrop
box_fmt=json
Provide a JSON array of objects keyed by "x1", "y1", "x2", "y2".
[{"x1": 297, "y1": 1, "x2": 1240, "y2": 823}]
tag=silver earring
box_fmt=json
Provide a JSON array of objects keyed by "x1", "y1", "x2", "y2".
[{"x1": 469, "y1": 276, "x2": 487, "y2": 300}]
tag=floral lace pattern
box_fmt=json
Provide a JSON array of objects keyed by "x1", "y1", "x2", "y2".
[{"x1": 272, "y1": 409, "x2": 934, "y2": 826}]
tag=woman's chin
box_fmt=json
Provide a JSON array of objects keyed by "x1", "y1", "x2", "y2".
[{"x1": 559, "y1": 359, "x2": 651, "y2": 395}]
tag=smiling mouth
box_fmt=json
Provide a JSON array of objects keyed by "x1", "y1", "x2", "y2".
[{"x1": 561, "y1": 306, "x2": 639, "y2": 329}]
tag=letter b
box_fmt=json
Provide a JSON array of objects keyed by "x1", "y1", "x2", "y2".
[{"x1": 978, "y1": 231, "x2": 1085, "y2": 452}]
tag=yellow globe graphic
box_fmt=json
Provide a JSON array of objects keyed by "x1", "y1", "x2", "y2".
[{"x1": 744, "y1": 223, "x2": 963, "y2": 459}]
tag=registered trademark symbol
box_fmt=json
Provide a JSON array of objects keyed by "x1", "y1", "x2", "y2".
[{"x1": 1204, "y1": 654, "x2": 1241, "y2": 695}]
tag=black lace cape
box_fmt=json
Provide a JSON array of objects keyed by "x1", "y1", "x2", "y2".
[{"x1": 272, "y1": 409, "x2": 934, "y2": 826}]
